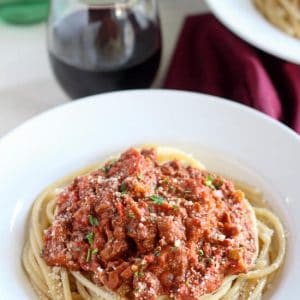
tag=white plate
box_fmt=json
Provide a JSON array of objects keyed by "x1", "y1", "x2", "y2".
[
  {"x1": 206, "y1": 0, "x2": 300, "y2": 64},
  {"x1": 0, "y1": 90, "x2": 299, "y2": 299}
]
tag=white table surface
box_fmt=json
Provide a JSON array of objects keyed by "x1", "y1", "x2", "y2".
[{"x1": 0, "y1": 0, "x2": 208, "y2": 137}]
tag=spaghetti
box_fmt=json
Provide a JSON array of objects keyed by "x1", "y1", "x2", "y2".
[
  {"x1": 22, "y1": 146, "x2": 286, "y2": 299},
  {"x1": 253, "y1": 0, "x2": 300, "y2": 38}
]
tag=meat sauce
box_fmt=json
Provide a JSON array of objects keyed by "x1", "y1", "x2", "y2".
[{"x1": 43, "y1": 148, "x2": 257, "y2": 299}]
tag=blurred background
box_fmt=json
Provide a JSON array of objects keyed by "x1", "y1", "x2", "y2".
[
  {"x1": 0, "y1": 0, "x2": 207, "y2": 136},
  {"x1": 1, "y1": 0, "x2": 300, "y2": 137}
]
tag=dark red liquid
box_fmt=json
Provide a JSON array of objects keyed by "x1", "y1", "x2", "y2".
[{"x1": 48, "y1": 7, "x2": 162, "y2": 99}]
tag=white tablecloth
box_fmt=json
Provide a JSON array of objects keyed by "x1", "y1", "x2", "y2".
[{"x1": 0, "y1": 0, "x2": 208, "y2": 137}]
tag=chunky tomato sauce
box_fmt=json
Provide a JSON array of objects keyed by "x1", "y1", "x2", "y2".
[{"x1": 43, "y1": 148, "x2": 257, "y2": 299}]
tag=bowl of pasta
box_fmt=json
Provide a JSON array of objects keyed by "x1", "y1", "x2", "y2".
[
  {"x1": 206, "y1": 0, "x2": 300, "y2": 64},
  {"x1": 0, "y1": 89, "x2": 299, "y2": 299}
]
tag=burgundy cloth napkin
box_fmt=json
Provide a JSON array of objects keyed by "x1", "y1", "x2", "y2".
[{"x1": 164, "y1": 14, "x2": 300, "y2": 134}]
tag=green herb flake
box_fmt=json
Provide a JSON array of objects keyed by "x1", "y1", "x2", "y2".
[
  {"x1": 92, "y1": 248, "x2": 99, "y2": 255},
  {"x1": 88, "y1": 215, "x2": 99, "y2": 227},
  {"x1": 205, "y1": 175, "x2": 216, "y2": 189},
  {"x1": 154, "y1": 248, "x2": 161, "y2": 257},
  {"x1": 134, "y1": 271, "x2": 144, "y2": 278},
  {"x1": 127, "y1": 211, "x2": 135, "y2": 219},
  {"x1": 150, "y1": 195, "x2": 165, "y2": 205},
  {"x1": 120, "y1": 182, "x2": 128, "y2": 195},
  {"x1": 86, "y1": 249, "x2": 92, "y2": 262},
  {"x1": 198, "y1": 249, "x2": 204, "y2": 257},
  {"x1": 162, "y1": 178, "x2": 169, "y2": 184},
  {"x1": 85, "y1": 232, "x2": 94, "y2": 245},
  {"x1": 172, "y1": 205, "x2": 179, "y2": 210},
  {"x1": 101, "y1": 159, "x2": 117, "y2": 173}
]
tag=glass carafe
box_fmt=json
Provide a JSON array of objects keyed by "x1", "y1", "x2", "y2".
[{"x1": 47, "y1": 0, "x2": 162, "y2": 99}]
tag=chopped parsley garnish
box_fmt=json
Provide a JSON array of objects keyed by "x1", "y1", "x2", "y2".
[
  {"x1": 205, "y1": 175, "x2": 216, "y2": 189},
  {"x1": 127, "y1": 210, "x2": 135, "y2": 219},
  {"x1": 150, "y1": 195, "x2": 165, "y2": 205},
  {"x1": 86, "y1": 248, "x2": 98, "y2": 262},
  {"x1": 172, "y1": 205, "x2": 179, "y2": 210},
  {"x1": 101, "y1": 159, "x2": 117, "y2": 173},
  {"x1": 88, "y1": 215, "x2": 99, "y2": 227},
  {"x1": 92, "y1": 248, "x2": 99, "y2": 255},
  {"x1": 120, "y1": 182, "x2": 128, "y2": 195},
  {"x1": 154, "y1": 248, "x2": 161, "y2": 257},
  {"x1": 198, "y1": 249, "x2": 204, "y2": 257},
  {"x1": 86, "y1": 249, "x2": 92, "y2": 262},
  {"x1": 162, "y1": 178, "x2": 169, "y2": 184},
  {"x1": 85, "y1": 232, "x2": 94, "y2": 245},
  {"x1": 134, "y1": 271, "x2": 144, "y2": 278}
]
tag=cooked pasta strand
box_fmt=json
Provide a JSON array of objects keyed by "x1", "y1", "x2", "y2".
[{"x1": 254, "y1": 0, "x2": 300, "y2": 38}]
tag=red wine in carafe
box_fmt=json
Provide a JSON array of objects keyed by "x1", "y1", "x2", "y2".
[{"x1": 48, "y1": 7, "x2": 161, "y2": 98}]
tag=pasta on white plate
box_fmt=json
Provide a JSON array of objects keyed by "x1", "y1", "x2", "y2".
[
  {"x1": 253, "y1": 0, "x2": 300, "y2": 38},
  {"x1": 22, "y1": 146, "x2": 286, "y2": 300}
]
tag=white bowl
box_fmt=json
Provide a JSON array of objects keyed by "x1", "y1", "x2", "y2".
[
  {"x1": 206, "y1": 0, "x2": 300, "y2": 64},
  {"x1": 0, "y1": 90, "x2": 299, "y2": 299}
]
